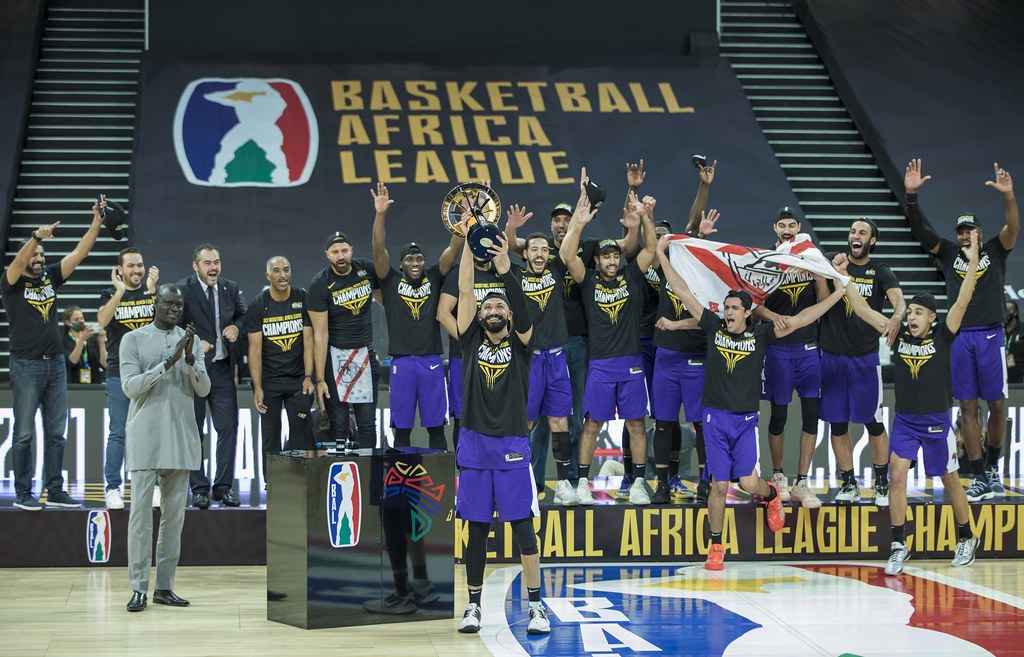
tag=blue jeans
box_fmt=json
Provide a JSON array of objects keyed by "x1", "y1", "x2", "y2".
[
  {"x1": 10, "y1": 355, "x2": 69, "y2": 498},
  {"x1": 530, "y1": 335, "x2": 587, "y2": 483},
  {"x1": 104, "y1": 376, "x2": 129, "y2": 490}
]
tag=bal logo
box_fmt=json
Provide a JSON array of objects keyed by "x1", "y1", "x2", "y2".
[
  {"x1": 86, "y1": 510, "x2": 111, "y2": 564},
  {"x1": 327, "y1": 462, "x2": 361, "y2": 548},
  {"x1": 174, "y1": 78, "x2": 318, "y2": 187}
]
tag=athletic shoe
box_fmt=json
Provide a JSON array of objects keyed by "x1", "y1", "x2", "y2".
[
  {"x1": 965, "y1": 477, "x2": 994, "y2": 502},
  {"x1": 13, "y1": 495, "x2": 42, "y2": 511},
  {"x1": 152, "y1": 486, "x2": 161, "y2": 508},
  {"x1": 986, "y1": 466, "x2": 1006, "y2": 496},
  {"x1": 951, "y1": 536, "x2": 980, "y2": 567},
  {"x1": 575, "y1": 478, "x2": 595, "y2": 505},
  {"x1": 705, "y1": 543, "x2": 725, "y2": 571},
  {"x1": 629, "y1": 478, "x2": 652, "y2": 505},
  {"x1": 669, "y1": 475, "x2": 694, "y2": 500},
  {"x1": 410, "y1": 580, "x2": 439, "y2": 605},
  {"x1": 771, "y1": 472, "x2": 791, "y2": 502},
  {"x1": 616, "y1": 474, "x2": 633, "y2": 500},
  {"x1": 457, "y1": 603, "x2": 482, "y2": 633},
  {"x1": 527, "y1": 604, "x2": 551, "y2": 635},
  {"x1": 885, "y1": 541, "x2": 910, "y2": 576},
  {"x1": 44, "y1": 490, "x2": 82, "y2": 508},
  {"x1": 835, "y1": 482, "x2": 860, "y2": 504},
  {"x1": 650, "y1": 480, "x2": 671, "y2": 504},
  {"x1": 873, "y1": 482, "x2": 890, "y2": 508},
  {"x1": 790, "y1": 480, "x2": 822, "y2": 508},
  {"x1": 553, "y1": 479, "x2": 580, "y2": 507},
  {"x1": 105, "y1": 489, "x2": 125, "y2": 510},
  {"x1": 362, "y1": 591, "x2": 416, "y2": 614},
  {"x1": 765, "y1": 483, "x2": 786, "y2": 532},
  {"x1": 696, "y1": 479, "x2": 711, "y2": 505}
]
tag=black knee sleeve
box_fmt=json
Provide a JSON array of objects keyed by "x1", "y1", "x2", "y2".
[
  {"x1": 452, "y1": 418, "x2": 460, "y2": 451},
  {"x1": 393, "y1": 427, "x2": 412, "y2": 448},
  {"x1": 800, "y1": 397, "x2": 820, "y2": 435},
  {"x1": 830, "y1": 422, "x2": 849, "y2": 436},
  {"x1": 654, "y1": 421, "x2": 674, "y2": 467},
  {"x1": 768, "y1": 403, "x2": 788, "y2": 436},
  {"x1": 620, "y1": 424, "x2": 631, "y2": 458},
  {"x1": 551, "y1": 431, "x2": 572, "y2": 462},
  {"x1": 671, "y1": 422, "x2": 682, "y2": 452},
  {"x1": 865, "y1": 421, "x2": 885, "y2": 437},
  {"x1": 427, "y1": 425, "x2": 447, "y2": 451},
  {"x1": 694, "y1": 422, "x2": 706, "y2": 466},
  {"x1": 465, "y1": 521, "x2": 491, "y2": 587},
  {"x1": 510, "y1": 518, "x2": 538, "y2": 556}
]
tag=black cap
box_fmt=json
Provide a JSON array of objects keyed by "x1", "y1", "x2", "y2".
[
  {"x1": 725, "y1": 289, "x2": 753, "y2": 310},
  {"x1": 399, "y1": 242, "x2": 423, "y2": 260},
  {"x1": 481, "y1": 291, "x2": 510, "y2": 305},
  {"x1": 103, "y1": 200, "x2": 129, "y2": 241},
  {"x1": 656, "y1": 220, "x2": 672, "y2": 232},
  {"x1": 324, "y1": 231, "x2": 350, "y2": 250},
  {"x1": 775, "y1": 207, "x2": 797, "y2": 222},
  {"x1": 910, "y1": 293, "x2": 938, "y2": 314},
  {"x1": 955, "y1": 214, "x2": 980, "y2": 231},
  {"x1": 551, "y1": 203, "x2": 573, "y2": 218},
  {"x1": 596, "y1": 239, "x2": 621, "y2": 254}
]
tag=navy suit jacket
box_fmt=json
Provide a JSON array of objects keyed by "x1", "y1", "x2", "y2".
[{"x1": 176, "y1": 275, "x2": 246, "y2": 365}]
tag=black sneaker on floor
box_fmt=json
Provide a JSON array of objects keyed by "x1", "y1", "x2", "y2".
[
  {"x1": 14, "y1": 495, "x2": 42, "y2": 511},
  {"x1": 651, "y1": 481, "x2": 671, "y2": 504},
  {"x1": 44, "y1": 490, "x2": 82, "y2": 508}
]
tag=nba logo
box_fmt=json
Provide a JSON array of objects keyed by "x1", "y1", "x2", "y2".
[
  {"x1": 86, "y1": 510, "x2": 111, "y2": 564},
  {"x1": 173, "y1": 77, "x2": 318, "y2": 187},
  {"x1": 327, "y1": 462, "x2": 361, "y2": 548}
]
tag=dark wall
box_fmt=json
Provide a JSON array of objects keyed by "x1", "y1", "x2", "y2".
[
  {"x1": 149, "y1": 0, "x2": 717, "y2": 57},
  {"x1": 0, "y1": 0, "x2": 45, "y2": 235}
]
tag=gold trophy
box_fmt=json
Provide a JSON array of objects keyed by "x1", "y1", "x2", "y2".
[{"x1": 441, "y1": 182, "x2": 503, "y2": 259}]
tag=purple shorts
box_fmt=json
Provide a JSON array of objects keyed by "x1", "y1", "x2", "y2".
[
  {"x1": 819, "y1": 350, "x2": 882, "y2": 425},
  {"x1": 761, "y1": 342, "x2": 821, "y2": 403},
  {"x1": 455, "y1": 428, "x2": 539, "y2": 522},
  {"x1": 583, "y1": 354, "x2": 649, "y2": 422},
  {"x1": 952, "y1": 325, "x2": 1008, "y2": 402},
  {"x1": 527, "y1": 346, "x2": 573, "y2": 421},
  {"x1": 702, "y1": 407, "x2": 759, "y2": 483},
  {"x1": 889, "y1": 412, "x2": 958, "y2": 477},
  {"x1": 389, "y1": 354, "x2": 449, "y2": 428},
  {"x1": 641, "y1": 335, "x2": 656, "y2": 404},
  {"x1": 651, "y1": 348, "x2": 706, "y2": 423},
  {"x1": 447, "y1": 356, "x2": 463, "y2": 419}
]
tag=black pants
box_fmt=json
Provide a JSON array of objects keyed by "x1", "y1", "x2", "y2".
[
  {"x1": 324, "y1": 347, "x2": 380, "y2": 446},
  {"x1": 261, "y1": 378, "x2": 312, "y2": 479},
  {"x1": 191, "y1": 358, "x2": 238, "y2": 495}
]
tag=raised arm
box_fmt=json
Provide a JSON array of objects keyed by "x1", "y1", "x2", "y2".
[
  {"x1": 685, "y1": 159, "x2": 716, "y2": 233},
  {"x1": 986, "y1": 163, "x2": 1019, "y2": 251},
  {"x1": 634, "y1": 192, "x2": 659, "y2": 272},
  {"x1": 504, "y1": 204, "x2": 533, "y2": 257},
  {"x1": 560, "y1": 168, "x2": 598, "y2": 283},
  {"x1": 774, "y1": 274, "x2": 845, "y2": 339},
  {"x1": 947, "y1": 230, "x2": 981, "y2": 333},
  {"x1": 656, "y1": 234, "x2": 704, "y2": 324},
  {"x1": 60, "y1": 199, "x2": 105, "y2": 280},
  {"x1": 370, "y1": 181, "x2": 394, "y2": 280},
  {"x1": 883, "y1": 286, "x2": 907, "y2": 346},
  {"x1": 904, "y1": 158, "x2": 941, "y2": 255},
  {"x1": 456, "y1": 227, "x2": 478, "y2": 336},
  {"x1": 437, "y1": 230, "x2": 464, "y2": 277},
  {"x1": 4, "y1": 222, "x2": 58, "y2": 286},
  {"x1": 490, "y1": 234, "x2": 533, "y2": 346}
]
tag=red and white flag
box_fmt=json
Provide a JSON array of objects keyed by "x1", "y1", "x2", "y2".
[{"x1": 665, "y1": 233, "x2": 848, "y2": 313}]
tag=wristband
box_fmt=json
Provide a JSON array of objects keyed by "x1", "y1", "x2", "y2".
[
  {"x1": 317, "y1": 378, "x2": 327, "y2": 384},
  {"x1": 30, "y1": 231, "x2": 42, "y2": 242},
  {"x1": 906, "y1": 192, "x2": 918, "y2": 203}
]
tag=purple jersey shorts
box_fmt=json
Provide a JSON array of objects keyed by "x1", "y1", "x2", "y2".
[
  {"x1": 582, "y1": 354, "x2": 649, "y2": 422},
  {"x1": 889, "y1": 412, "x2": 958, "y2": 477},
  {"x1": 526, "y1": 346, "x2": 573, "y2": 422},
  {"x1": 455, "y1": 428, "x2": 539, "y2": 522},
  {"x1": 702, "y1": 406, "x2": 759, "y2": 483},
  {"x1": 389, "y1": 354, "x2": 449, "y2": 429},
  {"x1": 820, "y1": 350, "x2": 882, "y2": 425},
  {"x1": 761, "y1": 342, "x2": 821, "y2": 403},
  {"x1": 651, "y1": 348, "x2": 706, "y2": 423},
  {"x1": 951, "y1": 325, "x2": 1008, "y2": 402}
]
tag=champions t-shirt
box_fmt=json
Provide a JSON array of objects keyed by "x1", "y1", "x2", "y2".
[
  {"x1": 99, "y1": 286, "x2": 154, "y2": 378},
  {"x1": 441, "y1": 264, "x2": 506, "y2": 360},
  {"x1": 580, "y1": 260, "x2": 645, "y2": 360},
  {"x1": 652, "y1": 279, "x2": 706, "y2": 354},
  {"x1": 380, "y1": 264, "x2": 444, "y2": 356},
  {"x1": 244, "y1": 287, "x2": 311, "y2": 383},
  {"x1": 936, "y1": 236, "x2": 1009, "y2": 327},
  {"x1": 893, "y1": 322, "x2": 955, "y2": 415},
  {"x1": 763, "y1": 269, "x2": 818, "y2": 345},
  {"x1": 819, "y1": 256, "x2": 900, "y2": 357},
  {"x1": 1, "y1": 262, "x2": 66, "y2": 359},
  {"x1": 306, "y1": 259, "x2": 378, "y2": 349},
  {"x1": 458, "y1": 320, "x2": 531, "y2": 438},
  {"x1": 700, "y1": 312, "x2": 772, "y2": 413},
  {"x1": 517, "y1": 257, "x2": 569, "y2": 350}
]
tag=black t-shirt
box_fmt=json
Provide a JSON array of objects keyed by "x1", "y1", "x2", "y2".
[
  {"x1": 441, "y1": 265, "x2": 506, "y2": 360},
  {"x1": 580, "y1": 260, "x2": 646, "y2": 360},
  {"x1": 555, "y1": 236, "x2": 599, "y2": 338},
  {"x1": 380, "y1": 264, "x2": 444, "y2": 356},
  {"x1": 458, "y1": 320, "x2": 531, "y2": 437},
  {"x1": 1007, "y1": 321, "x2": 1024, "y2": 384},
  {"x1": 306, "y1": 260, "x2": 379, "y2": 349},
  {"x1": 245, "y1": 287, "x2": 311, "y2": 383},
  {"x1": 819, "y1": 256, "x2": 899, "y2": 357},
  {"x1": 517, "y1": 258, "x2": 569, "y2": 350},
  {"x1": 763, "y1": 269, "x2": 818, "y2": 345},
  {"x1": 893, "y1": 322, "x2": 955, "y2": 415},
  {"x1": 1, "y1": 262, "x2": 66, "y2": 359},
  {"x1": 62, "y1": 331, "x2": 104, "y2": 383},
  {"x1": 99, "y1": 286, "x2": 155, "y2": 378},
  {"x1": 700, "y1": 312, "x2": 772, "y2": 413},
  {"x1": 652, "y1": 279, "x2": 706, "y2": 354},
  {"x1": 936, "y1": 236, "x2": 1009, "y2": 327},
  {"x1": 640, "y1": 266, "x2": 661, "y2": 338}
]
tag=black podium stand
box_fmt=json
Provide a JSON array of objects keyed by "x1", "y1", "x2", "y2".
[{"x1": 266, "y1": 448, "x2": 456, "y2": 629}]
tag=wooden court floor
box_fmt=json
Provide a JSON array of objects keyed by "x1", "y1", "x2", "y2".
[{"x1": 3, "y1": 560, "x2": 1024, "y2": 657}]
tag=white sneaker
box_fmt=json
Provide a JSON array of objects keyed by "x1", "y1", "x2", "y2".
[
  {"x1": 835, "y1": 482, "x2": 861, "y2": 504},
  {"x1": 151, "y1": 486, "x2": 161, "y2": 509},
  {"x1": 527, "y1": 604, "x2": 551, "y2": 635},
  {"x1": 458, "y1": 603, "x2": 482, "y2": 633},
  {"x1": 790, "y1": 480, "x2": 822, "y2": 508},
  {"x1": 105, "y1": 489, "x2": 125, "y2": 510},
  {"x1": 771, "y1": 472, "x2": 791, "y2": 502},
  {"x1": 553, "y1": 479, "x2": 579, "y2": 507},
  {"x1": 885, "y1": 542, "x2": 910, "y2": 576},
  {"x1": 873, "y1": 482, "x2": 890, "y2": 508},
  {"x1": 628, "y1": 478, "x2": 651, "y2": 505},
  {"x1": 951, "y1": 536, "x2": 980, "y2": 567},
  {"x1": 575, "y1": 478, "x2": 594, "y2": 505}
]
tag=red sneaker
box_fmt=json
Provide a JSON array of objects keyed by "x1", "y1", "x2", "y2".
[
  {"x1": 705, "y1": 543, "x2": 725, "y2": 571},
  {"x1": 766, "y1": 482, "x2": 786, "y2": 532}
]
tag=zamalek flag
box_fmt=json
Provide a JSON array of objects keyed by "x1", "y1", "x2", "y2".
[{"x1": 665, "y1": 233, "x2": 849, "y2": 313}]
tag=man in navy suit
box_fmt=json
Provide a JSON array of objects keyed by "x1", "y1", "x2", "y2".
[{"x1": 177, "y1": 244, "x2": 246, "y2": 508}]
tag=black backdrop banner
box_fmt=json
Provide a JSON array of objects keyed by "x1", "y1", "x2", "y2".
[{"x1": 130, "y1": 55, "x2": 803, "y2": 302}]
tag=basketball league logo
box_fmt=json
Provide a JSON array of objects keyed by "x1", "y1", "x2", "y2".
[
  {"x1": 174, "y1": 78, "x2": 318, "y2": 187},
  {"x1": 86, "y1": 510, "x2": 111, "y2": 564},
  {"x1": 327, "y1": 462, "x2": 361, "y2": 548}
]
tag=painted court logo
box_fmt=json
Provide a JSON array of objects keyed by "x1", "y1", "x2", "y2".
[
  {"x1": 86, "y1": 510, "x2": 111, "y2": 564},
  {"x1": 327, "y1": 462, "x2": 361, "y2": 548},
  {"x1": 174, "y1": 78, "x2": 318, "y2": 187}
]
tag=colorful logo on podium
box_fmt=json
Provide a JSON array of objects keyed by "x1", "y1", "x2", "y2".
[
  {"x1": 173, "y1": 77, "x2": 318, "y2": 187},
  {"x1": 383, "y1": 462, "x2": 447, "y2": 541},
  {"x1": 86, "y1": 510, "x2": 111, "y2": 564},
  {"x1": 327, "y1": 462, "x2": 361, "y2": 548}
]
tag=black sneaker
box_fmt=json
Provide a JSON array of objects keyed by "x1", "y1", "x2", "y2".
[
  {"x1": 651, "y1": 480, "x2": 671, "y2": 504},
  {"x1": 44, "y1": 490, "x2": 82, "y2": 508},
  {"x1": 13, "y1": 495, "x2": 42, "y2": 511},
  {"x1": 696, "y1": 479, "x2": 711, "y2": 505}
]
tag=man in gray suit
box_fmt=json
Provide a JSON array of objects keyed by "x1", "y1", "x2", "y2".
[{"x1": 120, "y1": 284, "x2": 210, "y2": 612}]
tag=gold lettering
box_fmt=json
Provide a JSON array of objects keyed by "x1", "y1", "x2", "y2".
[
  {"x1": 517, "y1": 81, "x2": 548, "y2": 111},
  {"x1": 486, "y1": 82, "x2": 518, "y2": 111},
  {"x1": 793, "y1": 508, "x2": 813, "y2": 553},
  {"x1": 861, "y1": 507, "x2": 877, "y2": 554},
  {"x1": 331, "y1": 80, "x2": 362, "y2": 111},
  {"x1": 539, "y1": 151, "x2": 573, "y2": 184},
  {"x1": 642, "y1": 510, "x2": 658, "y2": 555},
  {"x1": 414, "y1": 150, "x2": 449, "y2": 183},
  {"x1": 452, "y1": 151, "x2": 490, "y2": 182},
  {"x1": 337, "y1": 116, "x2": 370, "y2": 146},
  {"x1": 554, "y1": 82, "x2": 592, "y2": 112},
  {"x1": 662, "y1": 509, "x2": 683, "y2": 556},
  {"x1": 566, "y1": 510, "x2": 585, "y2": 558},
  {"x1": 473, "y1": 116, "x2": 511, "y2": 146},
  {"x1": 518, "y1": 116, "x2": 551, "y2": 146},
  {"x1": 406, "y1": 80, "x2": 441, "y2": 111},
  {"x1": 660, "y1": 82, "x2": 694, "y2": 113},
  {"x1": 409, "y1": 115, "x2": 443, "y2": 146},
  {"x1": 722, "y1": 509, "x2": 738, "y2": 554},
  {"x1": 494, "y1": 152, "x2": 535, "y2": 184},
  {"x1": 620, "y1": 509, "x2": 640, "y2": 556},
  {"x1": 374, "y1": 150, "x2": 406, "y2": 183},
  {"x1": 585, "y1": 510, "x2": 604, "y2": 557},
  {"x1": 450, "y1": 116, "x2": 468, "y2": 146},
  {"x1": 974, "y1": 504, "x2": 994, "y2": 551},
  {"x1": 996, "y1": 504, "x2": 1015, "y2": 552},
  {"x1": 339, "y1": 151, "x2": 370, "y2": 183},
  {"x1": 816, "y1": 506, "x2": 836, "y2": 552},
  {"x1": 543, "y1": 509, "x2": 564, "y2": 558},
  {"x1": 630, "y1": 82, "x2": 665, "y2": 113},
  {"x1": 937, "y1": 504, "x2": 956, "y2": 553},
  {"x1": 372, "y1": 115, "x2": 401, "y2": 145},
  {"x1": 598, "y1": 82, "x2": 632, "y2": 113},
  {"x1": 369, "y1": 81, "x2": 401, "y2": 111},
  {"x1": 446, "y1": 81, "x2": 484, "y2": 111}
]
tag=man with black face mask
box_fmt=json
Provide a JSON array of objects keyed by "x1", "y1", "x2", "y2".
[
  {"x1": 372, "y1": 182, "x2": 462, "y2": 450},
  {"x1": 1006, "y1": 301, "x2": 1024, "y2": 384}
]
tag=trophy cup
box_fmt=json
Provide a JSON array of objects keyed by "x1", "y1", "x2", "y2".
[{"x1": 441, "y1": 181, "x2": 503, "y2": 259}]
